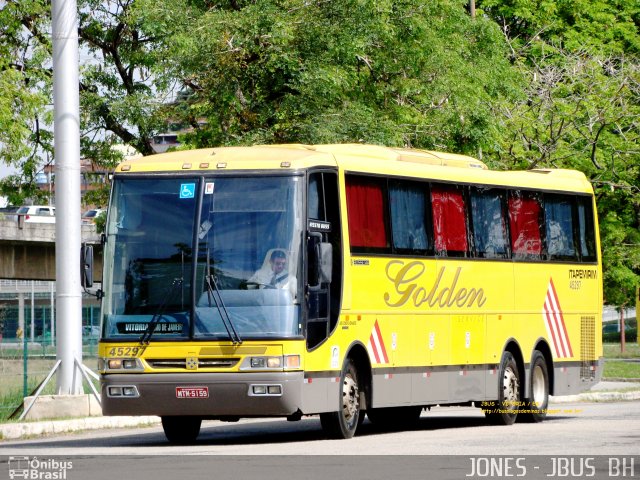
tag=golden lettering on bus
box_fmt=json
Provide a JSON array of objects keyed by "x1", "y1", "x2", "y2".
[{"x1": 384, "y1": 260, "x2": 487, "y2": 309}]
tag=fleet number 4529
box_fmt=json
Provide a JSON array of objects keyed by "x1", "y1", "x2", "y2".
[{"x1": 107, "y1": 346, "x2": 145, "y2": 357}]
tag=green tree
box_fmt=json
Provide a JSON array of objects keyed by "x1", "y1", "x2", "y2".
[
  {"x1": 0, "y1": 0, "x2": 174, "y2": 206},
  {"x1": 134, "y1": 0, "x2": 518, "y2": 153},
  {"x1": 478, "y1": 0, "x2": 640, "y2": 55},
  {"x1": 1, "y1": 0, "x2": 519, "y2": 204},
  {"x1": 0, "y1": 0, "x2": 52, "y2": 204},
  {"x1": 479, "y1": 0, "x2": 640, "y2": 305}
]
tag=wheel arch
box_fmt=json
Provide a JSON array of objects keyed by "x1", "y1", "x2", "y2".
[
  {"x1": 345, "y1": 341, "x2": 372, "y2": 411},
  {"x1": 503, "y1": 338, "x2": 525, "y2": 394}
]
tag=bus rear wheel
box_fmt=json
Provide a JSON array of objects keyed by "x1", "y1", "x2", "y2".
[
  {"x1": 161, "y1": 416, "x2": 202, "y2": 444},
  {"x1": 519, "y1": 350, "x2": 549, "y2": 423},
  {"x1": 485, "y1": 351, "x2": 520, "y2": 426},
  {"x1": 320, "y1": 358, "x2": 361, "y2": 439}
]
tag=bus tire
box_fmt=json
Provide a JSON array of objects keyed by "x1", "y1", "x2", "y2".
[
  {"x1": 320, "y1": 358, "x2": 361, "y2": 439},
  {"x1": 368, "y1": 406, "x2": 422, "y2": 430},
  {"x1": 161, "y1": 416, "x2": 202, "y2": 444},
  {"x1": 519, "y1": 350, "x2": 549, "y2": 423},
  {"x1": 485, "y1": 351, "x2": 520, "y2": 426}
]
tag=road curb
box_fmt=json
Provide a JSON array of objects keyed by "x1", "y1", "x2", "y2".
[
  {"x1": 0, "y1": 415, "x2": 160, "y2": 441},
  {"x1": 551, "y1": 390, "x2": 640, "y2": 403}
]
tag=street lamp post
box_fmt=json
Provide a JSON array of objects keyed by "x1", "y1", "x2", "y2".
[{"x1": 52, "y1": 0, "x2": 83, "y2": 395}]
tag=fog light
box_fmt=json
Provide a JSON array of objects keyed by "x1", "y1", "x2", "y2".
[
  {"x1": 122, "y1": 386, "x2": 138, "y2": 397},
  {"x1": 267, "y1": 385, "x2": 282, "y2": 395},
  {"x1": 253, "y1": 385, "x2": 267, "y2": 395},
  {"x1": 108, "y1": 386, "x2": 123, "y2": 397}
]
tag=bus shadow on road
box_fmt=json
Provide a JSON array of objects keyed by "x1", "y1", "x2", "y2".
[
  {"x1": 4, "y1": 411, "x2": 572, "y2": 449},
  {"x1": 191, "y1": 409, "x2": 573, "y2": 446}
]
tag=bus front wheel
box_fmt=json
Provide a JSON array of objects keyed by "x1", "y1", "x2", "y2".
[
  {"x1": 486, "y1": 351, "x2": 520, "y2": 426},
  {"x1": 320, "y1": 358, "x2": 361, "y2": 439},
  {"x1": 161, "y1": 416, "x2": 202, "y2": 444}
]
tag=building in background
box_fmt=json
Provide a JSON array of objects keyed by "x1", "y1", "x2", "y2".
[{"x1": 38, "y1": 144, "x2": 141, "y2": 208}]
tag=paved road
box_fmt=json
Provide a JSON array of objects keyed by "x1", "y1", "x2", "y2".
[
  {"x1": 1, "y1": 401, "x2": 639, "y2": 480},
  {"x1": 1, "y1": 400, "x2": 639, "y2": 456}
]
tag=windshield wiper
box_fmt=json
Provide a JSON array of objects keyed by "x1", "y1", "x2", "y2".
[
  {"x1": 204, "y1": 272, "x2": 242, "y2": 344},
  {"x1": 139, "y1": 278, "x2": 183, "y2": 345}
]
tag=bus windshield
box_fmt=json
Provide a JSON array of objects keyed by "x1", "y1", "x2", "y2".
[{"x1": 102, "y1": 175, "x2": 304, "y2": 341}]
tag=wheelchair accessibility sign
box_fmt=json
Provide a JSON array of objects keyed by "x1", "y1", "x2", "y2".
[{"x1": 180, "y1": 183, "x2": 196, "y2": 199}]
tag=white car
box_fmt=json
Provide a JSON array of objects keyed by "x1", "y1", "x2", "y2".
[
  {"x1": 15, "y1": 205, "x2": 56, "y2": 223},
  {"x1": 82, "y1": 208, "x2": 106, "y2": 224}
]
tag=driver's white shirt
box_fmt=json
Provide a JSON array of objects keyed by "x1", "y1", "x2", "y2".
[{"x1": 248, "y1": 267, "x2": 297, "y2": 300}]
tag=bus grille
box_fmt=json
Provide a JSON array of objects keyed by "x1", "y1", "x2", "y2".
[
  {"x1": 147, "y1": 358, "x2": 240, "y2": 369},
  {"x1": 580, "y1": 316, "x2": 596, "y2": 380}
]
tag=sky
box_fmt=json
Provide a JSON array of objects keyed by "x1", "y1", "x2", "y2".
[
  {"x1": 0, "y1": 163, "x2": 16, "y2": 178},
  {"x1": 0, "y1": 163, "x2": 13, "y2": 207}
]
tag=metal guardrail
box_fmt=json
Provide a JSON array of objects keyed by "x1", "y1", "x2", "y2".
[{"x1": 0, "y1": 282, "x2": 56, "y2": 297}]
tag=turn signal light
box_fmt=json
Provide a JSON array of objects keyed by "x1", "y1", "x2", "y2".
[{"x1": 284, "y1": 355, "x2": 300, "y2": 369}]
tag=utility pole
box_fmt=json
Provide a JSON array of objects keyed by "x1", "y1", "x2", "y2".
[
  {"x1": 52, "y1": 0, "x2": 83, "y2": 394},
  {"x1": 620, "y1": 307, "x2": 626, "y2": 354}
]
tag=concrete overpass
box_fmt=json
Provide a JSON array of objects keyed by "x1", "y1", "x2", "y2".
[{"x1": 0, "y1": 220, "x2": 102, "y2": 281}]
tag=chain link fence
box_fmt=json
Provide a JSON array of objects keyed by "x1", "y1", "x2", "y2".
[{"x1": 0, "y1": 282, "x2": 100, "y2": 421}]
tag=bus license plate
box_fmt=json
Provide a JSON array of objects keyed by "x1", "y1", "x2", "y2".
[{"x1": 176, "y1": 387, "x2": 209, "y2": 398}]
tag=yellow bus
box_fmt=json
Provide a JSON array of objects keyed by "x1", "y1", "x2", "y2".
[{"x1": 95, "y1": 144, "x2": 602, "y2": 442}]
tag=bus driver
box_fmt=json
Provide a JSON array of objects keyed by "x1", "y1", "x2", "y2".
[{"x1": 247, "y1": 250, "x2": 297, "y2": 299}]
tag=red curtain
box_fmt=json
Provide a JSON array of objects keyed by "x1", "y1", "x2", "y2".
[
  {"x1": 508, "y1": 193, "x2": 542, "y2": 256},
  {"x1": 431, "y1": 186, "x2": 467, "y2": 253},
  {"x1": 346, "y1": 178, "x2": 388, "y2": 248}
]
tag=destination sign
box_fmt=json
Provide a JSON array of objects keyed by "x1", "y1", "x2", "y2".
[{"x1": 117, "y1": 322, "x2": 184, "y2": 334}]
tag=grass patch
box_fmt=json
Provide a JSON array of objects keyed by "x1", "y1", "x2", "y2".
[
  {"x1": 0, "y1": 355, "x2": 99, "y2": 422},
  {"x1": 603, "y1": 360, "x2": 640, "y2": 379},
  {"x1": 603, "y1": 342, "x2": 640, "y2": 359},
  {"x1": 602, "y1": 343, "x2": 640, "y2": 379}
]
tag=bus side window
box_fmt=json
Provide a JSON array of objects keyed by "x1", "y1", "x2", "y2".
[
  {"x1": 308, "y1": 175, "x2": 322, "y2": 220},
  {"x1": 431, "y1": 184, "x2": 468, "y2": 257},
  {"x1": 389, "y1": 180, "x2": 432, "y2": 255},
  {"x1": 345, "y1": 175, "x2": 389, "y2": 253},
  {"x1": 508, "y1": 190, "x2": 543, "y2": 261},
  {"x1": 544, "y1": 194, "x2": 578, "y2": 261},
  {"x1": 577, "y1": 197, "x2": 597, "y2": 263},
  {"x1": 469, "y1": 188, "x2": 509, "y2": 259}
]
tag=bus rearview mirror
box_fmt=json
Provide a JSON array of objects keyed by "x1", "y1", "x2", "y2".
[{"x1": 81, "y1": 243, "x2": 94, "y2": 288}]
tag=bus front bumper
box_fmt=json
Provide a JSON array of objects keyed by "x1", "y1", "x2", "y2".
[{"x1": 101, "y1": 371, "x2": 304, "y2": 417}]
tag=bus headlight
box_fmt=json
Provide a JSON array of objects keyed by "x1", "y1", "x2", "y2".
[
  {"x1": 100, "y1": 357, "x2": 143, "y2": 372},
  {"x1": 248, "y1": 356, "x2": 282, "y2": 369},
  {"x1": 241, "y1": 355, "x2": 301, "y2": 371}
]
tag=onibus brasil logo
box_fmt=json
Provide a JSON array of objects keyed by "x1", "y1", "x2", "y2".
[{"x1": 8, "y1": 456, "x2": 73, "y2": 480}]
